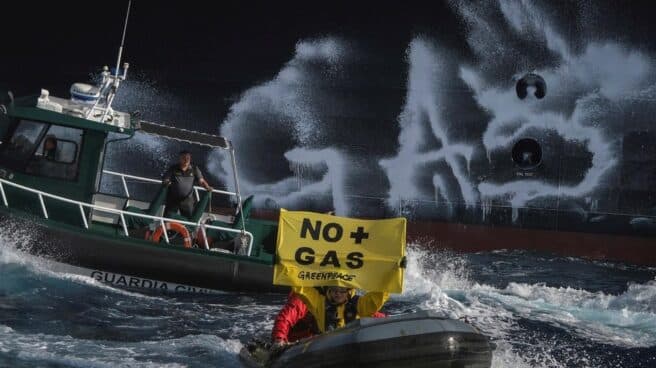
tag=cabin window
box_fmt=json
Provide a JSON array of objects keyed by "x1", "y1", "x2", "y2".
[
  {"x1": 25, "y1": 125, "x2": 84, "y2": 180},
  {"x1": 1, "y1": 120, "x2": 48, "y2": 164}
]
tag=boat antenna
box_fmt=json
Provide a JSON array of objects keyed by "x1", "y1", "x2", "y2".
[
  {"x1": 98, "y1": 0, "x2": 132, "y2": 123},
  {"x1": 115, "y1": 0, "x2": 132, "y2": 80}
]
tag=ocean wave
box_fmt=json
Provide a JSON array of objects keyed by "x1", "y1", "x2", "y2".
[
  {"x1": 400, "y1": 244, "x2": 656, "y2": 368},
  {"x1": 0, "y1": 324, "x2": 240, "y2": 368}
]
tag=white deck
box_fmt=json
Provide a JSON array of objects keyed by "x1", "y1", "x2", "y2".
[{"x1": 38, "y1": 95, "x2": 131, "y2": 130}]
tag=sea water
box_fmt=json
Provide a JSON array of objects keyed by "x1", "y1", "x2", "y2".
[{"x1": 1, "y1": 235, "x2": 655, "y2": 368}]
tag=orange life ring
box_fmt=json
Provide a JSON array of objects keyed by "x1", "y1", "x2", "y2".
[{"x1": 148, "y1": 222, "x2": 192, "y2": 248}]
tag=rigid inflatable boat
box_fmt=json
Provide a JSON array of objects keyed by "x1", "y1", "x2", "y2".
[{"x1": 240, "y1": 311, "x2": 493, "y2": 368}]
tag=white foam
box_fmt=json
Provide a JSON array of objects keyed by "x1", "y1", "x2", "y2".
[
  {"x1": 0, "y1": 324, "x2": 239, "y2": 368},
  {"x1": 0, "y1": 227, "x2": 164, "y2": 301},
  {"x1": 402, "y1": 246, "x2": 656, "y2": 368},
  {"x1": 475, "y1": 281, "x2": 656, "y2": 347},
  {"x1": 295, "y1": 38, "x2": 346, "y2": 65}
]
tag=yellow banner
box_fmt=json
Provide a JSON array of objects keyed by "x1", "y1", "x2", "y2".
[{"x1": 273, "y1": 209, "x2": 406, "y2": 293}]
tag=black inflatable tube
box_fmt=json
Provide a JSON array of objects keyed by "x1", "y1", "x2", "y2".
[{"x1": 244, "y1": 311, "x2": 493, "y2": 368}]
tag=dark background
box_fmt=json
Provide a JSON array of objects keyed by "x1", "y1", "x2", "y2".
[
  {"x1": 0, "y1": 1, "x2": 461, "y2": 129},
  {"x1": 1, "y1": 1, "x2": 655, "y2": 237},
  {"x1": 1, "y1": 1, "x2": 654, "y2": 129}
]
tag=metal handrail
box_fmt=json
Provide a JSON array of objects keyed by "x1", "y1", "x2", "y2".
[
  {"x1": 102, "y1": 169, "x2": 250, "y2": 243},
  {"x1": 0, "y1": 178, "x2": 254, "y2": 256},
  {"x1": 102, "y1": 170, "x2": 237, "y2": 197}
]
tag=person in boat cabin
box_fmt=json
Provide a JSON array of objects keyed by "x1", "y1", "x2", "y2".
[
  {"x1": 162, "y1": 150, "x2": 213, "y2": 219},
  {"x1": 271, "y1": 287, "x2": 388, "y2": 348},
  {"x1": 43, "y1": 135, "x2": 57, "y2": 160}
]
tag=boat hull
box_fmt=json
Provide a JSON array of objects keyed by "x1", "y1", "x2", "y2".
[
  {"x1": 241, "y1": 311, "x2": 493, "y2": 368},
  {"x1": 0, "y1": 211, "x2": 286, "y2": 294}
]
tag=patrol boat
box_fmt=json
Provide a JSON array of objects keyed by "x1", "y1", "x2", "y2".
[{"x1": 0, "y1": 20, "x2": 282, "y2": 293}]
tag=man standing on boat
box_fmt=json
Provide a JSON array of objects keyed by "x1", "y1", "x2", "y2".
[{"x1": 162, "y1": 150, "x2": 213, "y2": 219}]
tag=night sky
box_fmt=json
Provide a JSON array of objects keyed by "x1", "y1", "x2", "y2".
[
  {"x1": 1, "y1": 1, "x2": 655, "y2": 131},
  {"x1": 0, "y1": 2, "x2": 458, "y2": 94}
]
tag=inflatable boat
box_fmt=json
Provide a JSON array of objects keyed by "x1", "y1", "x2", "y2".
[{"x1": 240, "y1": 311, "x2": 493, "y2": 368}]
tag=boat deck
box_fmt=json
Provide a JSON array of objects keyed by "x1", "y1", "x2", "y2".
[
  {"x1": 87, "y1": 219, "x2": 276, "y2": 264},
  {"x1": 0, "y1": 170, "x2": 278, "y2": 264}
]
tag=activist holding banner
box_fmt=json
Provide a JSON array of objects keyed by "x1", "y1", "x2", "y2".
[
  {"x1": 291, "y1": 286, "x2": 388, "y2": 331},
  {"x1": 271, "y1": 209, "x2": 406, "y2": 347},
  {"x1": 273, "y1": 209, "x2": 406, "y2": 292},
  {"x1": 271, "y1": 291, "x2": 387, "y2": 345}
]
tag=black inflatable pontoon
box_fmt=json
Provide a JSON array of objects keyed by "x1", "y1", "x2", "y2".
[{"x1": 240, "y1": 311, "x2": 493, "y2": 368}]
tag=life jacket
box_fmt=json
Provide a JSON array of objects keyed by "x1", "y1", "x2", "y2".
[{"x1": 324, "y1": 295, "x2": 360, "y2": 331}]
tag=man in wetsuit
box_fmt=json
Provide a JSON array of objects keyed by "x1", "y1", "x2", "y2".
[{"x1": 162, "y1": 150, "x2": 213, "y2": 219}]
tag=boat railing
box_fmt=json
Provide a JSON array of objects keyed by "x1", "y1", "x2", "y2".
[
  {"x1": 102, "y1": 169, "x2": 237, "y2": 203},
  {"x1": 0, "y1": 177, "x2": 254, "y2": 256}
]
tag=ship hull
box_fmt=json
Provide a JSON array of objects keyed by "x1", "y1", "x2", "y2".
[
  {"x1": 407, "y1": 220, "x2": 656, "y2": 266},
  {"x1": 251, "y1": 209, "x2": 656, "y2": 266}
]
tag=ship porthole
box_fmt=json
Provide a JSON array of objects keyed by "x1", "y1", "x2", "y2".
[
  {"x1": 516, "y1": 73, "x2": 546, "y2": 99},
  {"x1": 512, "y1": 138, "x2": 542, "y2": 169}
]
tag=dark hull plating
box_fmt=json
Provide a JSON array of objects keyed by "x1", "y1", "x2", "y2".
[
  {"x1": 1, "y1": 211, "x2": 285, "y2": 293},
  {"x1": 252, "y1": 210, "x2": 656, "y2": 266},
  {"x1": 408, "y1": 220, "x2": 656, "y2": 266}
]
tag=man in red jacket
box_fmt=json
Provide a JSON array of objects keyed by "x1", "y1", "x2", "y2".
[
  {"x1": 271, "y1": 291, "x2": 386, "y2": 347},
  {"x1": 271, "y1": 292, "x2": 318, "y2": 345}
]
